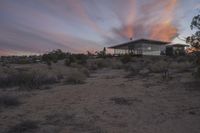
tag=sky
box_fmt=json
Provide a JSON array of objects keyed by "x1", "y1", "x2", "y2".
[{"x1": 0, "y1": 0, "x2": 200, "y2": 55}]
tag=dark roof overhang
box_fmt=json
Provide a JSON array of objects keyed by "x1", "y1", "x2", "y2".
[{"x1": 108, "y1": 38, "x2": 170, "y2": 49}]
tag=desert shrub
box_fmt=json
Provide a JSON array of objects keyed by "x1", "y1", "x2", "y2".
[
  {"x1": 70, "y1": 62, "x2": 87, "y2": 70},
  {"x1": 0, "y1": 69, "x2": 58, "y2": 90},
  {"x1": 46, "y1": 60, "x2": 52, "y2": 69},
  {"x1": 124, "y1": 63, "x2": 143, "y2": 78},
  {"x1": 0, "y1": 95, "x2": 20, "y2": 107},
  {"x1": 111, "y1": 61, "x2": 124, "y2": 69},
  {"x1": 0, "y1": 73, "x2": 16, "y2": 88},
  {"x1": 194, "y1": 67, "x2": 200, "y2": 78},
  {"x1": 65, "y1": 55, "x2": 76, "y2": 66},
  {"x1": 86, "y1": 60, "x2": 98, "y2": 71},
  {"x1": 176, "y1": 56, "x2": 190, "y2": 62},
  {"x1": 64, "y1": 58, "x2": 71, "y2": 66},
  {"x1": 1, "y1": 62, "x2": 9, "y2": 67},
  {"x1": 110, "y1": 97, "x2": 133, "y2": 105},
  {"x1": 124, "y1": 62, "x2": 142, "y2": 71},
  {"x1": 80, "y1": 67, "x2": 90, "y2": 77},
  {"x1": 148, "y1": 60, "x2": 169, "y2": 73},
  {"x1": 120, "y1": 54, "x2": 132, "y2": 64},
  {"x1": 18, "y1": 71, "x2": 58, "y2": 90},
  {"x1": 7, "y1": 120, "x2": 38, "y2": 133},
  {"x1": 64, "y1": 70, "x2": 86, "y2": 85},
  {"x1": 65, "y1": 54, "x2": 88, "y2": 66},
  {"x1": 75, "y1": 54, "x2": 88, "y2": 65},
  {"x1": 95, "y1": 58, "x2": 110, "y2": 68},
  {"x1": 191, "y1": 52, "x2": 200, "y2": 78},
  {"x1": 56, "y1": 72, "x2": 64, "y2": 80},
  {"x1": 170, "y1": 61, "x2": 192, "y2": 73},
  {"x1": 86, "y1": 59, "x2": 110, "y2": 70},
  {"x1": 42, "y1": 49, "x2": 67, "y2": 63}
]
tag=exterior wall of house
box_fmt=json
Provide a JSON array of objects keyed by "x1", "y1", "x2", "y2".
[
  {"x1": 129, "y1": 42, "x2": 165, "y2": 55},
  {"x1": 114, "y1": 49, "x2": 129, "y2": 55},
  {"x1": 112, "y1": 42, "x2": 166, "y2": 56},
  {"x1": 166, "y1": 46, "x2": 186, "y2": 56},
  {"x1": 142, "y1": 43, "x2": 165, "y2": 55}
]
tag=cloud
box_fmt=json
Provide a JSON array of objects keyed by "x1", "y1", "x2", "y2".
[
  {"x1": 0, "y1": 0, "x2": 198, "y2": 55},
  {"x1": 110, "y1": 0, "x2": 179, "y2": 42}
]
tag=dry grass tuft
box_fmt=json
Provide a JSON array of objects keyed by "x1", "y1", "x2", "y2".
[
  {"x1": 6, "y1": 120, "x2": 39, "y2": 133},
  {"x1": 148, "y1": 60, "x2": 169, "y2": 73},
  {"x1": 80, "y1": 67, "x2": 90, "y2": 77},
  {"x1": 170, "y1": 61, "x2": 192, "y2": 73},
  {"x1": 64, "y1": 69, "x2": 87, "y2": 85},
  {"x1": 110, "y1": 97, "x2": 133, "y2": 106},
  {"x1": 0, "y1": 68, "x2": 58, "y2": 90},
  {"x1": 0, "y1": 95, "x2": 20, "y2": 108},
  {"x1": 111, "y1": 61, "x2": 124, "y2": 69}
]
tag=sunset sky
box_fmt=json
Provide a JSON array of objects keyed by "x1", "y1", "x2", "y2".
[{"x1": 0, "y1": 0, "x2": 199, "y2": 55}]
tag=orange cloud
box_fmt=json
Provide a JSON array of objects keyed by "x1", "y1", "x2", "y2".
[
  {"x1": 149, "y1": 0, "x2": 178, "y2": 41},
  {"x1": 150, "y1": 21, "x2": 178, "y2": 41},
  {"x1": 124, "y1": 0, "x2": 136, "y2": 38},
  {"x1": 113, "y1": 0, "x2": 178, "y2": 42}
]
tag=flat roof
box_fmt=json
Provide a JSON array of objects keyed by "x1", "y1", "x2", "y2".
[
  {"x1": 108, "y1": 39, "x2": 170, "y2": 49},
  {"x1": 167, "y1": 44, "x2": 190, "y2": 47}
]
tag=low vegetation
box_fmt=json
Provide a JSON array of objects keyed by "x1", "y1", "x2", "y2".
[
  {"x1": 0, "y1": 68, "x2": 58, "y2": 90},
  {"x1": 120, "y1": 54, "x2": 132, "y2": 64},
  {"x1": 6, "y1": 120, "x2": 39, "y2": 133},
  {"x1": 64, "y1": 69, "x2": 87, "y2": 85},
  {"x1": 110, "y1": 97, "x2": 137, "y2": 106},
  {"x1": 148, "y1": 60, "x2": 169, "y2": 73},
  {"x1": 0, "y1": 95, "x2": 20, "y2": 108}
]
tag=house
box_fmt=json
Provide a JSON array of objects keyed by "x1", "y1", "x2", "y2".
[
  {"x1": 108, "y1": 39, "x2": 170, "y2": 56},
  {"x1": 165, "y1": 44, "x2": 189, "y2": 56}
]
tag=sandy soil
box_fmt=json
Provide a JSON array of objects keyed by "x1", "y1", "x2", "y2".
[{"x1": 0, "y1": 64, "x2": 200, "y2": 133}]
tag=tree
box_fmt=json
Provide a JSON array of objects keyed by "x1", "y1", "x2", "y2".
[
  {"x1": 186, "y1": 14, "x2": 200, "y2": 50},
  {"x1": 187, "y1": 14, "x2": 200, "y2": 79},
  {"x1": 96, "y1": 47, "x2": 107, "y2": 58}
]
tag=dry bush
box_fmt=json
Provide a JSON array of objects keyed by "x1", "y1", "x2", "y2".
[
  {"x1": 86, "y1": 60, "x2": 98, "y2": 71},
  {"x1": 64, "y1": 69, "x2": 87, "y2": 85},
  {"x1": 6, "y1": 120, "x2": 38, "y2": 133},
  {"x1": 110, "y1": 97, "x2": 141, "y2": 105},
  {"x1": 70, "y1": 62, "x2": 83, "y2": 69},
  {"x1": 95, "y1": 58, "x2": 111, "y2": 68},
  {"x1": 120, "y1": 54, "x2": 132, "y2": 64},
  {"x1": 148, "y1": 60, "x2": 169, "y2": 73},
  {"x1": 124, "y1": 62, "x2": 143, "y2": 71},
  {"x1": 176, "y1": 56, "x2": 190, "y2": 62},
  {"x1": 111, "y1": 61, "x2": 124, "y2": 69},
  {"x1": 86, "y1": 58, "x2": 111, "y2": 70},
  {"x1": 194, "y1": 67, "x2": 200, "y2": 79},
  {"x1": 0, "y1": 68, "x2": 58, "y2": 90},
  {"x1": 170, "y1": 61, "x2": 192, "y2": 73},
  {"x1": 0, "y1": 95, "x2": 20, "y2": 108},
  {"x1": 80, "y1": 67, "x2": 90, "y2": 77},
  {"x1": 124, "y1": 63, "x2": 144, "y2": 78}
]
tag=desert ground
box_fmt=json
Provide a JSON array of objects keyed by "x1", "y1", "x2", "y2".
[{"x1": 0, "y1": 56, "x2": 200, "y2": 133}]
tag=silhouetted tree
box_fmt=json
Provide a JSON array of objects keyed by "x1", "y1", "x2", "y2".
[
  {"x1": 186, "y1": 14, "x2": 200, "y2": 49},
  {"x1": 42, "y1": 49, "x2": 68, "y2": 63},
  {"x1": 96, "y1": 47, "x2": 107, "y2": 58}
]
